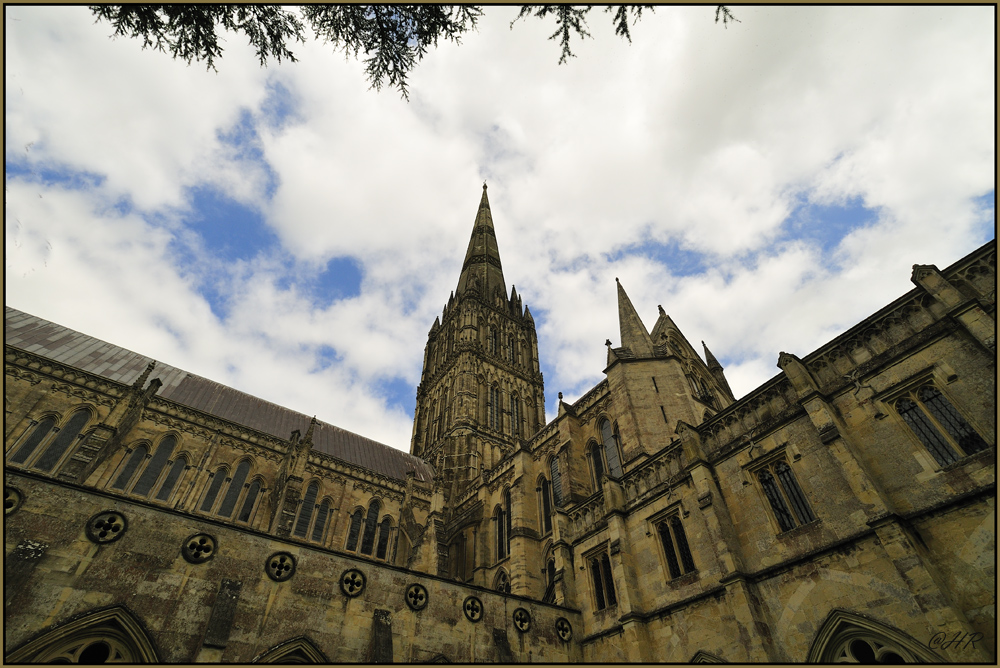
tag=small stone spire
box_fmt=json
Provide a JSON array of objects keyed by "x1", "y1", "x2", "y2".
[
  {"x1": 456, "y1": 184, "x2": 507, "y2": 299},
  {"x1": 132, "y1": 360, "x2": 156, "y2": 390},
  {"x1": 702, "y1": 341, "x2": 723, "y2": 370},
  {"x1": 616, "y1": 278, "x2": 655, "y2": 358},
  {"x1": 302, "y1": 416, "x2": 318, "y2": 446}
]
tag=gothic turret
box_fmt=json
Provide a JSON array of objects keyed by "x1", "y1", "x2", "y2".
[{"x1": 703, "y1": 341, "x2": 735, "y2": 400}]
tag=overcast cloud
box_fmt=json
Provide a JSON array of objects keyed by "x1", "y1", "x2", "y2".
[{"x1": 5, "y1": 6, "x2": 995, "y2": 450}]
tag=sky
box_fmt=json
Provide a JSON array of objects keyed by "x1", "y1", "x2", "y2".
[{"x1": 5, "y1": 6, "x2": 995, "y2": 452}]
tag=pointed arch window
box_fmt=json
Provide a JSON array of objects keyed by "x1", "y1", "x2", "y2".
[
  {"x1": 360, "y1": 499, "x2": 382, "y2": 556},
  {"x1": 199, "y1": 466, "x2": 229, "y2": 513},
  {"x1": 657, "y1": 515, "x2": 696, "y2": 579},
  {"x1": 9, "y1": 417, "x2": 56, "y2": 466},
  {"x1": 588, "y1": 441, "x2": 605, "y2": 488},
  {"x1": 375, "y1": 517, "x2": 393, "y2": 560},
  {"x1": 5, "y1": 606, "x2": 160, "y2": 664},
  {"x1": 33, "y1": 409, "x2": 91, "y2": 473},
  {"x1": 599, "y1": 419, "x2": 623, "y2": 478},
  {"x1": 131, "y1": 436, "x2": 177, "y2": 497},
  {"x1": 495, "y1": 506, "x2": 507, "y2": 561},
  {"x1": 495, "y1": 569, "x2": 511, "y2": 594},
  {"x1": 504, "y1": 488, "x2": 513, "y2": 555},
  {"x1": 345, "y1": 509, "x2": 364, "y2": 552},
  {"x1": 550, "y1": 456, "x2": 564, "y2": 507},
  {"x1": 112, "y1": 444, "x2": 149, "y2": 491},
  {"x1": 756, "y1": 459, "x2": 815, "y2": 532},
  {"x1": 508, "y1": 336, "x2": 516, "y2": 364},
  {"x1": 311, "y1": 500, "x2": 331, "y2": 543},
  {"x1": 155, "y1": 456, "x2": 187, "y2": 502},
  {"x1": 511, "y1": 394, "x2": 522, "y2": 437},
  {"x1": 216, "y1": 460, "x2": 251, "y2": 518},
  {"x1": 489, "y1": 385, "x2": 503, "y2": 432},
  {"x1": 589, "y1": 551, "x2": 617, "y2": 611},
  {"x1": 293, "y1": 482, "x2": 320, "y2": 538},
  {"x1": 237, "y1": 480, "x2": 262, "y2": 524},
  {"x1": 895, "y1": 385, "x2": 989, "y2": 467},
  {"x1": 539, "y1": 477, "x2": 553, "y2": 534}
]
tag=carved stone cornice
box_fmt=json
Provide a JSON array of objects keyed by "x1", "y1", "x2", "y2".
[
  {"x1": 5, "y1": 346, "x2": 125, "y2": 399},
  {"x1": 48, "y1": 383, "x2": 116, "y2": 408}
]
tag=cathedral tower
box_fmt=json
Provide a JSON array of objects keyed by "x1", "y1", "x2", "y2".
[{"x1": 411, "y1": 185, "x2": 545, "y2": 505}]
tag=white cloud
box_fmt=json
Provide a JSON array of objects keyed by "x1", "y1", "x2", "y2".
[{"x1": 5, "y1": 5, "x2": 994, "y2": 446}]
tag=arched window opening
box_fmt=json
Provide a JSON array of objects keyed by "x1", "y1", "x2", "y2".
[
  {"x1": 293, "y1": 481, "x2": 320, "y2": 537},
  {"x1": 132, "y1": 436, "x2": 177, "y2": 497},
  {"x1": 658, "y1": 515, "x2": 696, "y2": 579},
  {"x1": 311, "y1": 500, "x2": 331, "y2": 543},
  {"x1": 756, "y1": 460, "x2": 815, "y2": 532},
  {"x1": 237, "y1": 480, "x2": 262, "y2": 523},
  {"x1": 345, "y1": 509, "x2": 364, "y2": 552},
  {"x1": 489, "y1": 386, "x2": 502, "y2": 432},
  {"x1": 508, "y1": 337, "x2": 516, "y2": 364},
  {"x1": 807, "y1": 609, "x2": 943, "y2": 663},
  {"x1": 550, "y1": 456, "x2": 564, "y2": 507},
  {"x1": 199, "y1": 467, "x2": 228, "y2": 513},
  {"x1": 895, "y1": 385, "x2": 989, "y2": 467},
  {"x1": 495, "y1": 506, "x2": 507, "y2": 561},
  {"x1": 495, "y1": 569, "x2": 511, "y2": 594},
  {"x1": 155, "y1": 456, "x2": 187, "y2": 502},
  {"x1": 539, "y1": 477, "x2": 553, "y2": 534},
  {"x1": 504, "y1": 488, "x2": 512, "y2": 556},
  {"x1": 10, "y1": 417, "x2": 56, "y2": 465},
  {"x1": 599, "y1": 419, "x2": 623, "y2": 478},
  {"x1": 34, "y1": 409, "x2": 90, "y2": 472},
  {"x1": 511, "y1": 395, "x2": 521, "y2": 438},
  {"x1": 375, "y1": 517, "x2": 393, "y2": 560},
  {"x1": 589, "y1": 441, "x2": 605, "y2": 488},
  {"x1": 112, "y1": 445, "x2": 149, "y2": 491},
  {"x1": 589, "y1": 551, "x2": 617, "y2": 611},
  {"x1": 217, "y1": 460, "x2": 251, "y2": 518},
  {"x1": 5, "y1": 606, "x2": 160, "y2": 663},
  {"x1": 360, "y1": 499, "x2": 382, "y2": 556}
]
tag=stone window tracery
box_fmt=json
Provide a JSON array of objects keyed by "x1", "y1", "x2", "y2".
[
  {"x1": 130, "y1": 435, "x2": 176, "y2": 498},
  {"x1": 755, "y1": 459, "x2": 815, "y2": 532},
  {"x1": 9, "y1": 416, "x2": 56, "y2": 466},
  {"x1": 360, "y1": 498, "x2": 382, "y2": 555},
  {"x1": 311, "y1": 499, "x2": 331, "y2": 543},
  {"x1": 894, "y1": 385, "x2": 989, "y2": 467},
  {"x1": 494, "y1": 569, "x2": 511, "y2": 593},
  {"x1": 237, "y1": 479, "x2": 262, "y2": 523},
  {"x1": 216, "y1": 460, "x2": 251, "y2": 518},
  {"x1": 588, "y1": 441, "x2": 605, "y2": 489},
  {"x1": 111, "y1": 444, "x2": 149, "y2": 492},
  {"x1": 293, "y1": 481, "x2": 320, "y2": 538},
  {"x1": 538, "y1": 476, "x2": 553, "y2": 534},
  {"x1": 657, "y1": 515, "x2": 696, "y2": 579},
  {"x1": 199, "y1": 465, "x2": 229, "y2": 513},
  {"x1": 33, "y1": 409, "x2": 91, "y2": 473},
  {"x1": 549, "y1": 456, "x2": 564, "y2": 508},
  {"x1": 599, "y1": 419, "x2": 623, "y2": 478},
  {"x1": 589, "y1": 551, "x2": 617, "y2": 611},
  {"x1": 154, "y1": 456, "x2": 187, "y2": 502},
  {"x1": 345, "y1": 509, "x2": 364, "y2": 551}
]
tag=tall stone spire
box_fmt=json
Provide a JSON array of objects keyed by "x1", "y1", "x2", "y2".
[
  {"x1": 455, "y1": 183, "x2": 507, "y2": 300},
  {"x1": 703, "y1": 341, "x2": 734, "y2": 400},
  {"x1": 616, "y1": 278, "x2": 655, "y2": 358}
]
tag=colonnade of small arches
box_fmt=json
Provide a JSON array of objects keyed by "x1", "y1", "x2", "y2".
[{"x1": 5, "y1": 405, "x2": 400, "y2": 562}]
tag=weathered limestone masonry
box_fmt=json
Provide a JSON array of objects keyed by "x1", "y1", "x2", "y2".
[{"x1": 4, "y1": 184, "x2": 995, "y2": 664}]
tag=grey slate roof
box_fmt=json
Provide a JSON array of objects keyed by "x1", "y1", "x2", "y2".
[{"x1": 5, "y1": 307, "x2": 434, "y2": 483}]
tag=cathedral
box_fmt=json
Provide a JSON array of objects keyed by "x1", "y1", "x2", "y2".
[{"x1": 4, "y1": 185, "x2": 996, "y2": 663}]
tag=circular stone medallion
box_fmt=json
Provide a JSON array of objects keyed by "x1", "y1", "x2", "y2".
[
  {"x1": 181, "y1": 533, "x2": 217, "y2": 564},
  {"x1": 85, "y1": 511, "x2": 127, "y2": 544},
  {"x1": 405, "y1": 583, "x2": 428, "y2": 611},
  {"x1": 556, "y1": 617, "x2": 573, "y2": 642},
  {"x1": 340, "y1": 568, "x2": 366, "y2": 597},
  {"x1": 5, "y1": 486, "x2": 23, "y2": 515},
  {"x1": 513, "y1": 607, "x2": 531, "y2": 633},
  {"x1": 266, "y1": 552, "x2": 297, "y2": 582},
  {"x1": 463, "y1": 596, "x2": 483, "y2": 623}
]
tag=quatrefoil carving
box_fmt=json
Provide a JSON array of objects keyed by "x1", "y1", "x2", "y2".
[
  {"x1": 513, "y1": 607, "x2": 531, "y2": 633},
  {"x1": 556, "y1": 617, "x2": 573, "y2": 642},
  {"x1": 463, "y1": 596, "x2": 483, "y2": 623},
  {"x1": 405, "y1": 583, "x2": 428, "y2": 611},
  {"x1": 266, "y1": 552, "x2": 296, "y2": 582},
  {"x1": 340, "y1": 568, "x2": 366, "y2": 597},
  {"x1": 85, "y1": 511, "x2": 127, "y2": 544},
  {"x1": 181, "y1": 533, "x2": 216, "y2": 564}
]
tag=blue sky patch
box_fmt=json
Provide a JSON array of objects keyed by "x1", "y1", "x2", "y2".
[
  {"x1": 605, "y1": 238, "x2": 708, "y2": 278},
  {"x1": 186, "y1": 186, "x2": 279, "y2": 263},
  {"x1": 973, "y1": 190, "x2": 995, "y2": 240},
  {"x1": 259, "y1": 80, "x2": 299, "y2": 130},
  {"x1": 4, "y1": 160, "x2": 105, "y2": 191},
  {"x1": 375, "y1": 376, "x2": 417, "y2": 420},
  {"x1": 784, "y1": 196, "x2": 879, "y2": 255}
]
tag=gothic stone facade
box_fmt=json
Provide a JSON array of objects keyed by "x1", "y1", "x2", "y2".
[{"x1": 4, "y1": 187, "x2": 996, "y2": 663}]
